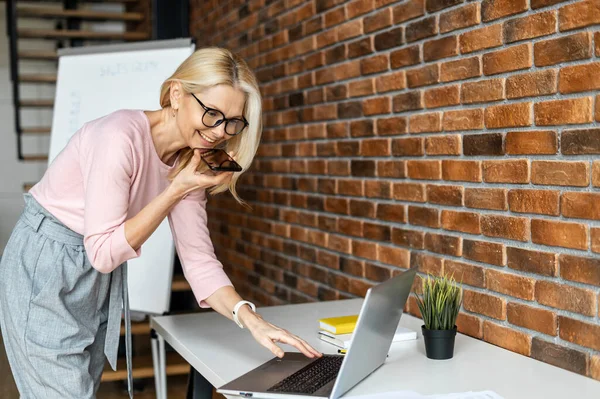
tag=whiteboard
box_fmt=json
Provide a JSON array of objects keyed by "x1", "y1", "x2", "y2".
[{"x1": 49, "y1": 39, "x2": 195, "y2": 315}]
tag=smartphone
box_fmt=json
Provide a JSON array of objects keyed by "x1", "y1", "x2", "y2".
[{"x1": 199, "y1": 148, "x2": 243, "y2": 172}]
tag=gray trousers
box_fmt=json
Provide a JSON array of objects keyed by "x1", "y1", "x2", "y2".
[{"x1": 0, "y1": 194, "x2": 133, "y2": 398}]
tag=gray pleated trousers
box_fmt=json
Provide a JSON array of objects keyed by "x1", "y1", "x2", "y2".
[{"x1": 0, "y1": 194, "x2": 133, "y2": 398}]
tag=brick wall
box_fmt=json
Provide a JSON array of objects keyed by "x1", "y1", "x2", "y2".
[{"x1": 190, "y1": 0, "x2": 600, "y2": 380}]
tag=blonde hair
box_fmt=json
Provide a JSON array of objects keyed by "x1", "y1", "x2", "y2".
[{"x1": 160, "y1": 47, "x2": 262, "y2": 205}]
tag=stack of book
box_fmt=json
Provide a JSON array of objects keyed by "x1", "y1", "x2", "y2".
[{"x1": 318, "y1": 315, "x2": 417, "y2": 350}]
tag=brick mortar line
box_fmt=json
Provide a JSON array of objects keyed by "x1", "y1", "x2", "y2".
[{"x1": 210, "y1": 227, "x2": 600, "y2": 351}]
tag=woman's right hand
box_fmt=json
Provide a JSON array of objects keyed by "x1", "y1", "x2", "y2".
[{"x1": 169, "y1": 148, "x2": 234, "y2": 199}]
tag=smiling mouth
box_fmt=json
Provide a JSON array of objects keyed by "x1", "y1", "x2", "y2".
[{"x1": 197, "y1": 130, "x2": 216, "y2": 144}]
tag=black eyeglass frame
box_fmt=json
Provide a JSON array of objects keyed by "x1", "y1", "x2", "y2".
[{"x1": 190, "y1": 93, "x2": 249, "y2": 136}]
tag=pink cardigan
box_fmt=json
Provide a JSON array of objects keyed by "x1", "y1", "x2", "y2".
[{"x1": 30, "y1": 109, "x2": 233, "y2": 307}]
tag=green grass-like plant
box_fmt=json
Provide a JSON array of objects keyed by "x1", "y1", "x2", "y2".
[{"x1": 416, "y1": 274, "x2": 463, "y2": 331}]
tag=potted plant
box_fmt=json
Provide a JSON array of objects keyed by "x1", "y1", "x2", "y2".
[{"x1": 415, "y1": 274, "x2": 462, "y2": 360}]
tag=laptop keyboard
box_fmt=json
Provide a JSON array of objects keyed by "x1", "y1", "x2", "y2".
[{"x1": 266, "y1": 355, "x2": 344, "y2": 394}]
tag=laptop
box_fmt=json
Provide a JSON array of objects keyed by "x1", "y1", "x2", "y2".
[{"x1": 217, "y1": 267, "x2": 417, "y2": 399}]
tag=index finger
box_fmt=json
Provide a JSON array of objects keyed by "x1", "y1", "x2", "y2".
[{"x1": 275, "y1": 333, "x2": 316, "y2": 358}]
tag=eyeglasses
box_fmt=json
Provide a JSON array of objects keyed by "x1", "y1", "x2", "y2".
[{"x1": 190, "y1": 93, "x2": 248, "y2": 136}]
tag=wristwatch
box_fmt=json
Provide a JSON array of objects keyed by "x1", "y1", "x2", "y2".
[{"x1": 232, "y1": 300, "x2": 256, "y2": 329}]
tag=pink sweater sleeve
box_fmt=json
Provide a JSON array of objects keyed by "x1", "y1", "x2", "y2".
[
  {"x1": 80, "y1": 128, "x2": 141, "y2": 273},
  {"x1": 168, "y1": 189, "x2": 233, "y2": 308}
]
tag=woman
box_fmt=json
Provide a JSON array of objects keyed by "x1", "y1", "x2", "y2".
[{"x1": 0, "y1": 47, "x2": 321, "y2": 398}]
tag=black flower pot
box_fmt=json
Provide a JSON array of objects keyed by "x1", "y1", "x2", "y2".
[{"x1": 421, "y1": 325, "x2": 457, "y2": 360}]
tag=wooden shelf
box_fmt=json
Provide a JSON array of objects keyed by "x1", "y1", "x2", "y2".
[
  {"x1": 19, "y1": 73, "x2": 57, "y2": 83},
  {"x1": 21, "y1": 154, "x2": 49, "y2": 162},
  {"x1": 17, "y1": 7, "x2": 144, "y2": 21},
  {"x1": 19, "y1": 99, "x2": 54, "y2": 107},
  {"x1": 171, "y1": 275, "x2": 191, "y2": 292},
  {"x1": 17, "y1": 28, "x2": 149, "y2": 41},
  {"x1": 21, "y1": 126, "x2": 51, "y2": 134},
  {"x1": 101, "y1": 352, "x2": 190, "y2": 382},
  {"x1": 18, "y1": 49, "x2": 58, "y2": 60}
]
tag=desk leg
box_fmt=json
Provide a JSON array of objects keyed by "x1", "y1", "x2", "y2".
[
  {"x1": 150, "y1": 330, "x2": 162, "y2": 399},
  {"x1": 186, "y1": 367, "x2": 213, "y2": 399},
  {"x1": 158, "y1": 334, "x2": 168, "y2": 399}
]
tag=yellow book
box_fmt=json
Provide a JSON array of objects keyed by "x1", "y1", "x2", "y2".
[{"x1": 318, "y1": 315, "x2": 358, "y2": 335}]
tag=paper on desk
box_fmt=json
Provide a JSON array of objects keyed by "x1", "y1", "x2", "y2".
[{"x1": 348, "y1": 390, "x2": 503, "y2": 399}]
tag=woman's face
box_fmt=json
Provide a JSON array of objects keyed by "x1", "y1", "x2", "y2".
[{"x1": 180, "y1": 84, "x2": 246, "y2": 150}]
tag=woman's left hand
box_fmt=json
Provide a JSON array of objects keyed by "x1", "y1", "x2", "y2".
[{"x1": 245, "y1": 313, "x2": 323, "y2": 359}]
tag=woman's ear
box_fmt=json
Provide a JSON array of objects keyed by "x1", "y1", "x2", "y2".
[{"x1": 170, "y1": 80, "x2": 183, "y2": 110}]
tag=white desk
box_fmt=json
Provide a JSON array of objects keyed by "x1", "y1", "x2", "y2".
[{"x1": 150, "y1": 299, "x2": 600, "y2": 398}]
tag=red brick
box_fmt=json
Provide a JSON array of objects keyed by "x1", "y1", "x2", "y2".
[
  {"x1": 537, "y1": 97, "x2": 594, "y2": 125},
  {"x1": 378, "y1": 244, "x2": 410, "y2": 268},
  {"x1": 352, "y1": 240, "x2": 378, "y2": 261},
  {"x1": 425, "y1": 135, "x2": 461, "y2": 155},
  {"x1": 483, "y1": 160, "x2": 529, "y2": 184},
  {"x1": 507, "y1": 303, "x2": 557, "y2": 336},
  {"x1": 560, "y1": 254, "x2": 600, "y2": 287},
  {"x1": 531, "y1": 219, "x2": 588, "y2": 250},
  {"x1": 464, "y1": 291, "x2": 506, "y2": 320},
  {"x1": 481, "y1": 214, "x2": 529, "y2": 242},
  {"x1": 393, "y1": 183, "x2": 426, "y2": 202},
  {"x1": 377, "y1": 203, "x2": 406, "y2": 223},
  {"x1": 364, "y1": 180, "x2": 392, "y2": 199},
  {"x1": 347, "y1": 37, "x2": 373, "y2": 59},
  {"x1": 424, "y1": 233, "x2": 462, "y2": 256},
  {"x1": 365, "y1": 263, "x2": 393, "y2": 282},
  {"x1": 409, "y1": 112, "x2": 442, "y2": 134},
  {"x1": 338, "y1": 179, "x2": 364, "y2": 196},
  {"x1": 559, "y1": 62, "x2": 600, "y2": 94},
  {"x1": 486, "y1": 269, "x2": 535, "y2": 300},
  {"x1": 442, "y1": 160, "x2": 482, "y2": 182},
  {"x1": 409, "y1": 206, "x2": 440, "y2": 228},
  {"x1": 503, "y1": 11, "x2": 557, "y2": 43},
  {"x1": 393, "y1": 91, "x2": 423, "y2": 113},
  {"x1": 441, "y1": 210, "x2": 481, "y2": 234},
  {"x1": 393, "y1": 0, "x2": 425, "y2": 24},
  {"x1": 443, "y1": 108, "x2": 484, "y2": 131},
  {"x1": 349, "y1": 279, "x2": 373, "y2": 297},
  {"x1": 559, "y1": 0, "x2": 600, "y2": 31},
  {"x1": 392, "y1": 137, "x2": 424, "y2": 156},
  {"x1": 507, "y1": 247, "x2": 558, "y2": 277},
  {"x1": 363, "y1": 97, "x2": 391, "y2": 116},
  {"x1": 392, "y1": 227, "x2": 424, "y2": 249},
  {"x1": 535, "y1": 32, "x2": 592, "y2": 67},
  {"x1": 346, "y1": 0, "x2": 374, "y2": 18},
  {"x1": 377, "y1": 116, "x2": 407, "y2": 135},
  {"x1": 424, "y1": 85, "x2": 460, "y2": 108},
  {"x1": 440, "y1": 57, "x2": 481, "y2": 82},
  {"x1": 508, "y1": 189, "x2": 560, "y2": 216},
  {"x1": 532, "y1": 338, "x2": 589, "y2": 376},
  {"x1": 506, "y1": 70, "x2": 557, "y2": 99},
  {"x1": 340, "y1": 258, "x2": 364, "y2": 277},
  {"x1": 423, "y1": 36, "x2": 458, "y2": 62},
  {"x1": 482, "y1": 0, "x2": 528, "y2": 22},
  {"x1": 364, "y1": 8, "x2": 392, "y2": 33},
  {"x1": 562, "y1": 192, "x2": 600, "y2": 221},
  {"x1": 337, "y1": 19, "x2": 363, "y2": 41},
  {"x1": 593, "y1": 355, "x2": 600, "y2": 381},
  {"x1": 427, "y1": 185, "x2": 463, "y2": 206},
  {"x1": 460, "y1": 24, "x2": 503, "y2": 54},
  {"x1": 440, "y1": 3, "x2": 480, "y2": 33},
  {"x1": 376, "y1": 71, "x2": 406, "y2": 93},
  {"x1": 349, "y1": 121, "x2": 373, "y2": 138},
  {"x1": 559, "y1": 316, "x2": 600, "y2": 351},
  {"x1": 505, "y1": 130, "x2": 557, "y2": 155},
  {"x1": 465, "y1": 188, "x2": 507, "y2": 210},
  {"x1": 407, "y1": 160, "x2": 442, "y2": 180},
  {"x1": 361, "y1": 54, "x2": 389, "y2": 75},
  {"x1": 406, "y1": 64, "x2": 439, "y2": 88},
  {"x1": 531, "y1": 0, "x2": 570, "y2": 8},
  {"x1": 483, "y1": 44, "x2": 532, "y2": 75},
  {"x1": 390, "y1": 45, "x2": 421, "y2": 69},
  {"x1": 426, "y1": 0, "x2": 463, "y2": 12},
  {"x1": 463, "y1": 239, "x2": 505, "y2": 266},
  {"x1": 444, "y1": 260, "x2": 484, "y2": 288},
  {"x1": 462, "y1": 79, "x2": 504, "y2": 104},
  {"x1": 484, "y1": 321, "x2": 531, "y2": 356},
  {"x1": 595, "y1": 161, "x2": 600, "y2": 187},
  {"x1": 349, "y1": 79, "x2": 375, "y2": 97},
  {"x1": 531, "y1": 161, "x2": 589, "y2": 187},
  {"x1": 462, "y1": 133, "x2": 503, "y2": 156},
  {"x1": 562, "y1": 128, "x2": 600, "y2": 155},
  {"x1": 405, "y1": 16, "x2": 437, "y2": 43},
  {"x1": 374, "y1": 26, "x2": 405, "y2": 51},
  {"x1": 456, "y1": 312, "x2": 483, "y2": 338}
]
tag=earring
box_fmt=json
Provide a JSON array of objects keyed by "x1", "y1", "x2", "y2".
[{"x1": 172, "y1": 108, "x2": 176, "y2": 117}]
